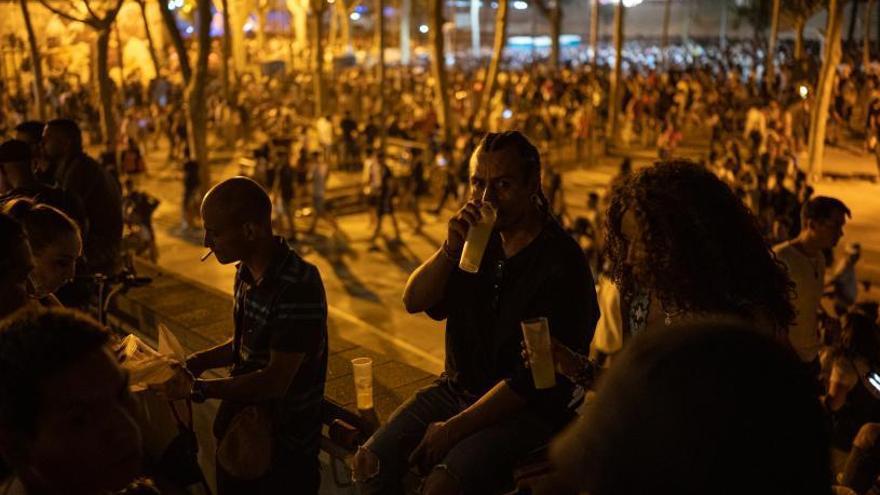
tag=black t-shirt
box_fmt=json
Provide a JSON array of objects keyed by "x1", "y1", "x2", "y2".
[{"x1": 427, "y1": 220, "x2": 600, "y2": 427}]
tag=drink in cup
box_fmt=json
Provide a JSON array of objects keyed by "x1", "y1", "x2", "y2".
[
  {"x1": 459, "y1": 203, "x2": 497, "y2": 273},
  {"x1": 521, "y1": 317, "x2": 557, "y2": 389},
  {"x1": 351, "y1": 357, "x2": 374, "y2": 410}
]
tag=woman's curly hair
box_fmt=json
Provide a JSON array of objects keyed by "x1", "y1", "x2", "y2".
[{"x1": 605, "y1": 160, "x2": 795, "y2": 331}]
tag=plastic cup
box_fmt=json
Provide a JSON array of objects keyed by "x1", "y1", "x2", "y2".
[
  {"x1": 351, "y1": 357, "x2": 374, "y2": 410},
  {"x1": 459, "y1": 203, "x2": 496, "y2": 273},
  {"x1": 521, "y1": 317, "x2": 557, "y2": 389}
]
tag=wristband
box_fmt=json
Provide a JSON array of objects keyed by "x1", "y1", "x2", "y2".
[{"x1": 190, "y1": 379, "x2": 208, "y2": 403}]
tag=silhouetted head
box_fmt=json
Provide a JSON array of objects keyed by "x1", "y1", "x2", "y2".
[{"x1": 200, "y1": 177, "x2": 272, "y2": 264}]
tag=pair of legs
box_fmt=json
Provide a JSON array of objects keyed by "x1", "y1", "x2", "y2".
[
  {"x1": 353, "y1": 380, "x2": 555, "y2": 495},
  {"x1": 842, "y1": 423, "x2": 880, "y2": 493}
]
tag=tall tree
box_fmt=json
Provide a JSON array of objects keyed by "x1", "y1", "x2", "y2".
[
  {"x1": 158, "y1": 0, "x2": 192, "y2": 82},
  {"x1": 535, "y1": 0, "x2": 562, "y2": 69},
  {"x1": 19, "y1": 0, "x2": 47, "y2": 121},
  {"x1": 430, "y1": 0, "x2": 452, "y2": 144},
  {"x1": 220, "y1": 0, "x2": 234, "y2": 103},
  {"x1": 865, "y1": 0, "x2": 875, "y2": 66},
  {"x1": 476, "y1": 0, "x2": 509, "y2": 129},
  {"x1": 134, "y1": 0, "x2": 162, "y2": 79},
  {"x1": 309, "y1": 0, "x2": 328, "y2": 116},
  {"x1": 38, "y1": 0, "x2": 125, "y2": 152},
  {"x1": 766, "y1": 0, "x2": 781, "y2": 89},
  {"x1": 589, "y1": 0, "x2": 599, "y2": 68},
  {"x1": 661, "y1": 0, "x2": 672, "y2": 68},
  {"x1": 188, "y1": 0, "x2": 212, "y2": 194},
  {"x1": 807, "y1": 0, "x2": 844, "y2": 179},
  {"x1": 605, "y1": 0, "x2": 623, "y2": 151},
  {"x1": 400, "y1": 0, "x2": 411, "y2": 63},
  {"x1": 377, "y1": 0, "x2": 386, "y2": 150},
  {"x1": 847, "y1": 0, "x2": 859, "y2": 44},
  {"x1": 780, "y1": 0, "x2": 825, "y2": 60}
]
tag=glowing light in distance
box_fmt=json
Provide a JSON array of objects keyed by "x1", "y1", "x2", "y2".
[
  {"x1": 419, "y1": 24, "x2": 429, "y2": 34},
  {"x1": 513, "y1": 1, "x2": 528, "y2": 9},
  {"x1": 350, "y1": 11, "x2": 361, "y2": 20},
  {"x1": 502, "y1": 108, "x2": 513, "y2": 119},
  {"x1": 799, "y1": 85, "x2": 809, "y2": 99}
]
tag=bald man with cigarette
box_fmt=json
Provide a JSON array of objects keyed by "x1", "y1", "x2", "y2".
[{"x1": 164, "y1": 176, "x2": 329, "y2": 494}]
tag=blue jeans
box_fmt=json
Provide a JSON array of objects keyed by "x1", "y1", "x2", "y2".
[{"x1": 357, "y1": 379, "x2": 556, "y2": 495}]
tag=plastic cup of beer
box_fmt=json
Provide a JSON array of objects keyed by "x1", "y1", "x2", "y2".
[
  {"x1": 351, "y1": 357, "x2": 374, "y2": 410},
  {"x1": 521, "y1": 317, "x2": 557, "y2": 389},
  {"x1": 459, "y1": 203, "x2": 497, "y2": 273}
]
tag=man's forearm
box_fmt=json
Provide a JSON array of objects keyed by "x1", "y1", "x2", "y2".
[
  {"x1": 187, "y1": 338, "x2": 234, "y2": 376},
  {"x1": 402, "y1": 247, "x2": 455, "y2": 314},
  {"x1": 446, "y1": 381, "x2": 526, "y2": 440}
]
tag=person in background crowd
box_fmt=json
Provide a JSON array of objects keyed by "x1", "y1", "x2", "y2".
[
  {"x1": 545, "y1": 323, "x2": 831, "y2": 495},
  {"x1": 0, "y1": 213, "x2": 33, "y2": 320},
  {"x1": 41, "y1": 119, "x2": 122, "y2": 276},
  {"x1": 828, "y1": 242, "x2": 862, "y2": 317},
  {"x1": 163, "y1": 177, "x2": 328, "y2": 495},
  {"x1": 3, "y1": 199, "x2": 81, "y2": 307},
  {"x1": 369, "y1": 153, "x2": 401, "y2": 249},
  {"x1": 0, "y1": 308, "x2": 149, "y2": 495},
  {"x1": 774, "y1": 196, "x2": 850, "y2": 365},
  {"x1": 306, "y1": 151, "x2": 340, "y2": 237},
  {"x1": 0, "y1": 139, "x2": 86, "y2": 232},
  {"x1": 180, "y1": 147, "x2": 200, "y2": 231},
  {"x1": 122, "y1": 179, "x2": 160, "y2": 263}
]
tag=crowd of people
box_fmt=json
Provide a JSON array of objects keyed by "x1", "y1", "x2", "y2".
[{"x1": 0, "y1": 36, "x2": 879, "y2": 495}]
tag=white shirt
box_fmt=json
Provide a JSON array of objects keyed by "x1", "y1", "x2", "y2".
[{"x1": 774, "y1": 241, "x2": 826, "y2": 362}]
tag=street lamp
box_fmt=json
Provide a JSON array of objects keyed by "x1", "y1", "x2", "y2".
[{"x1": 419, "y1": 24, "x2": 429, "y2": 34}]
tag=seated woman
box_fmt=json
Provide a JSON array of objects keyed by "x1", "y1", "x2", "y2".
[
  {"x1": 538, "y1": 160, "x2": 797, "y2": 384},
  {"x1": 3, "y1": 198, "x2": 82, "y2": 307}
]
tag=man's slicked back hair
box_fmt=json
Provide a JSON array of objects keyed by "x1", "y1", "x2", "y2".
[
  {"x1": 802, "y1": 196, "x2": 851, "y2": 224},
  {"x1": 475, "y1": 130, "x2": 542, "y2": 184},
  {"x1": 46, "y1": 118, "x2": 83, "y2": 151}
]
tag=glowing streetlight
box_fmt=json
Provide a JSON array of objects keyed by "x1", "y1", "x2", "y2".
[
  {"x1": 419, "y1": 24, "x2": 429, "y2": 34},
  {"x1": 513, "y1": 0, "x2": 528, "y2": 9},
  {"x1": 350, "y1": 11, "x2": 361, "y2": 20}
]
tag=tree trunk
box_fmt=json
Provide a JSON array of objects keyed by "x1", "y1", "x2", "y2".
[
  {"x1": 605, "y1": 0, "x2": 623, "y2": 151},
  {"x1": 377, "y1": 0, "x2": 386, "y2": 149},
  {"x1": 470, "y1": 0, "x2": 480, "y2": 58},
  {"x1": 188, "y1": 0, "x2": 211, "y2": 195},
  {"x1": 19, "y1": 0, "x2": 46, "y2": 121},
  {"x1": 766, "y1": 0, "x2": 781, "y2": 90},
  {"x1": 115, "y1": 23, "x2": 125, "y2": 82},
  {"x1": 589, "y1": 0, "x2": 599, "y2": 67},
  {"x1": 136, "y1": 0, "x2": 162, "y2": 80},
  {"x1": 96, "y1": 28, "x2": 117, "y2": 153},
  {"x1": 310, "y1": 0, "x2": 326, "y2": 117},
  {"x1": 400, "y1": 0, "x2": 411, "y2": 63},
  {"x1": 719, "y1": 0, "x2": 728, "y2": 50},
  {"x1": 337, "y1": 0, "x2": 352, "y2": 53},
  {"x1": 220, "y1": 0, "x2": 234, "y2": 102},
  {"x1": 549, "y1": 2, "x2": 561, "y2": 69},
  {"x1": 847, "y1": 0, "x2": 859, "y2": 45},
  {"x1": 159, "y1": 0, "x2": 192, "y2": 83},
  {"x1": 808, "y1": 0, "x2": 844, "y2": 180},
  {"x1": 661, "y1": 0, "x2": 672, "y2": 67},
  {"x1": 431, "y1": 0, "x2": 452, "y2": 145},
  {"x1": 865, "y1": 0, "x2": 876, "y2": 67},
  {"x1": 477, "y1": 0, "x2": 508, "y2": 129},
  {"x1": 795, "y1": 17, "x2": 806, "y2": 60}
]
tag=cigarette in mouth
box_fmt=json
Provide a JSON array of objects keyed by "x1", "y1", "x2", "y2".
[{"x1": 200, "y1": 249, "x2": 214, "y2": 262}]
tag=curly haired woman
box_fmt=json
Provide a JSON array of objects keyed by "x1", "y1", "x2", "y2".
[{"x1": 528, "y1": 160, "x2": 797, "y2": 383}]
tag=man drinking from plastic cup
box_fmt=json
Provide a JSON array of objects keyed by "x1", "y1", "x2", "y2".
[{"x1": 353, "y1": 131, "x2": 600, "y2": 495}]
